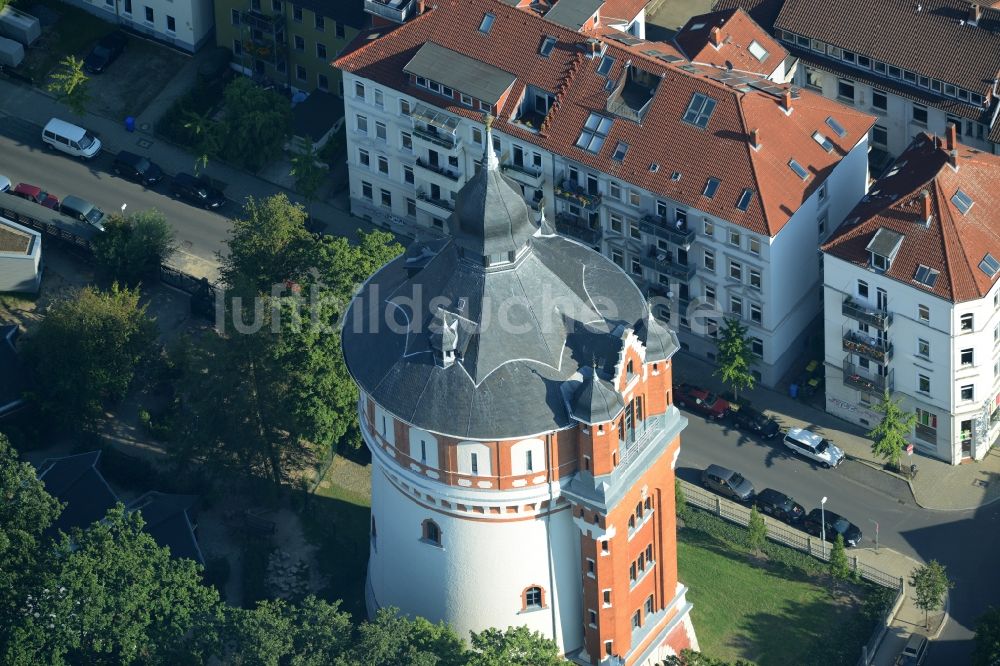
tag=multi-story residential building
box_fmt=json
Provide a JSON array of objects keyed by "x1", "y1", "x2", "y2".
[
  {"x1": 334, "y1": 0, "x2": 874, "y2": 387},
  {"x1": 214, "y1": 0, "x2": 366, "y2": 93},
  {"x1": 719, "y1": 0, "x2": 1000, "y2": 169},
  {"x1": 341, "y1": 120, "x2": 698, "y2": 665},
  {"x1": 63, "y1": 0, "x2": 214, "y2": 52},
  {"x1": 822, "y1": 126, "x2": 1000, "y2": 464}
]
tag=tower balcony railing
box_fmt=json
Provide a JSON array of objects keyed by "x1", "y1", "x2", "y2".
[
  {"x1": 842, "y1": 359, "x2": 893, "y2": 394},
  {"x1": 842, "y1": 328, "x2": 892, "y2": 363},
  {"x1": 554, "y1": 212, "x2": 602, "y2": 244},
  {"x1": 638, "y1": 214, "x2": 696, "y2": 247},
  {"x1": 842, "y1": 296, "x2": 891, "y2": 329}
]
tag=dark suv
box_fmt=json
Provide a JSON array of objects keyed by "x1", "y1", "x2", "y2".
[
  {"x1": 112, "y1": 151, "x2": 163, "y2": 186},
  {"x1": 752, "y1": 488, "x2": 805, "y2": 524},
  {"x1": 170, "y1": 172, "x2": 226, "y2": 209},
  {"x1": 730, "y1": 406, "x2": 781, "y2": 439},
  {"x1": 802, "y1": 508, "x2": 862, "y2": 547},
  {"x1": 701, "y1": 464, "x2": 755, "y2": 503}
]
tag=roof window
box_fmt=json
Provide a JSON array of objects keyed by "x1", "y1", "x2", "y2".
[
  {"x1": 952, "y1": 189, "x2": 973, "y2": 215},
  {"x1": 812, "y1": 131, "x2": 834, "y2": 152},
  {"x1": 788, "y1": 159, "x2": 809, "y2": 180},
  {"x1": 689, "y1": 22, "x2": 705, "y2": 30},
  {"x1": 736, "y1": 188, "x2": 753, "y2": 211},
  {"x1": 479, "y1": 13, "x2": 494, "y2": 34},
  {"x1": 825, "y1": 116, "x2": 846, "y2": 137},
  {"x1": 914, "y1": 265, "x2": 939, "y2": 288},
  {"x1": 670, "y1": 170, "x2": 681, "y2": 181},
  {"x1": 748, "y1": 40, "x2": 769, "y2": 62},
  {"x1": 576, "y1": 113, "x2": 613, "y2": 153},
  {"x1": 612, "y1": 141, "x2": 628, "y2": 161},
  {"x1": 649, "y1": 163, "x2": 659, "y2": 173},
  {"x1": 703, "y1": 177, "x2": 720, "y2": 198},
  {"x1": 539, "y1": 36, "x2": 557, "y2": 57},
  {"x1": 597, "y1": 55, "x2": 615, "y2": 76},
  {"x1": 979, "y1": 254, "x2": 1000, "y2": 278},
  {"x1": 682, "y1": 92, "x2": 716, "y2": 129}
]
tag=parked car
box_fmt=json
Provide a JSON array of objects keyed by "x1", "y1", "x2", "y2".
[
  {"x1": 113, "y1": 151, "x2": 163, "y2": 186},
  {"x1": 701, "y1": 464, "x2": 755, "y2": 503},
  {"x1": 42, "y1": 118, "x2": 101, "y2": 160},
  {"x1": 895, "y1": 633, "x2": 928, "y2": 665},
  {"x1": 60, "y1": 195, "x2": 106, "y2": 231},
  {"x1": 675, "y1": 383, "x2": 731, "y2": 420},
  {"x1": 170, "y1": 172, "x2": 225, "y2": 209},
  {"x1": 783, "y1": 427, "x2": 845, "y2": 468},
  {"x1": 802, "y1": 508, "x2": 862, "y2": 547},
  {"x1": 12, "y1": 183, "x2": 59, "y2": 209},
  {"x1": 0, "y1": 174, "x2": 11, "y2": 192},
  {"x1": 730, "y1": 406, "x2": 781, "y2": 439},
  {"x1": 752, "y1": 488, "x2": 805, "y2": 524},
  {"x1": 83, "y1": 31, "x2": 127, "y2": 74}
]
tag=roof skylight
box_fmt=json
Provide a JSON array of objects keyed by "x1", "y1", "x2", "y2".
[
  {"x1": 649, "y1": 163, "x2": 659, "y2": 173},
  {"x1": 539, "y1": 36, "x2": 557, "y2": 57},
  {"x1": 825, "y1": 116, "x2": 846, "y2": 137},
  {"x1": 479, "y1": 13, "x2": 495, "y2": 34},
  {"x1": 597, "y1": 55, "x2": 615, "y2": 76},
  {"x1": 788, "y1": 159, "x2": 810, "y2": 180},
  {"x1": 703, "y1": 177, "x2": 720, "y2": 198},
  {"x1": 670, "y1": 171, "x2": 681, "y2": 181},
  {"x1": 952, "y1": 189, "x2": 974, "y2": 215},
  {"x1": 812, "y1": 131, "x2": 834, "y2": 152},
  {"x1": 612, "y1": 141, "x2": 628, "y2": 161},
  {"x1": 689, "y1": 22, "x2": 705, "y2": 30},
  {"x1": 914, "y1": 265, "x2": 939, "y2": 288},
  {"x1": 748, "y1": 40, "x2": 769, "y2": 62},
  {"x1": 979, "y1": 254, "x2": 1000, "y2": 278},
  {"x1": 736, "y1": 188, "x2": 754, "y2": 211},
  {"x1": 682, "y1": 92, "x2": 717, "y2": 129},
  {"x1": 575, "y1": 113, "x2": 613, "y2": 153}
]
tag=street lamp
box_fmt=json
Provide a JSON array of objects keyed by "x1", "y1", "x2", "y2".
[{"x1": 820, "y1": 496, "x2": 828, "y2": 559}]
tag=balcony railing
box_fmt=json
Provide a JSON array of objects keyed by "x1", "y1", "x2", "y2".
[
  {"x1": 501, "y1": 163, "x2": 544, "y2": 185},
  {"x1": 842, "y1": 296, "x2": 891, "y2": 328},
  {"x1": 640, "y1": 250, "x2": 695, "y2": 281},
  {"x1": 417, "y1": 191, "x2": 454, "y2": 212},
  {"x1": 842, "y1": 360, "x2": 892, "y2": 394},
  {"x1": 842, "y1": 329, "x2": 893, "y2": 363},
  {"x1": 638, "y1": 214, "x2": 696, "y2": 246},
  {"x1": 554, "y1": 212, "x2": 602, "y2": 244},
  {"x1": 554, "y1": 182, "x2": 602, "y2": 211},
  {"x1": 364, "y1": 0, "x2": 415, "y2": 23},
  {"x1": 240, "y1": 9, "x2": 281, "y2": 30},
  {"x1": 415, "y1": 158, "x2": 460, "y2": 182},
  {"x1": 412, "y1": 125, "x2": 457, "y2": 150}
]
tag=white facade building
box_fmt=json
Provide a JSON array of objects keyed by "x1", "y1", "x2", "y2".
[{"x1": 65, "y1": 0, "x2": 214, "y2": 52}]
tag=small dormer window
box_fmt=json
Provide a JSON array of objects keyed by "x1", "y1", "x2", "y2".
[
  {"x1": 612, "y1": 141, "x2": 628, "y2": 161},
  {"x1": 539, "y1": 36, "x2": 557, "y2": 57},
  {"x1": 871, "y1": 253, "x2": 888, "y2": 271},
  {"x1": 479, "y1": 13, "x2": 494, "y2": 33},
  {"x1": 597, "y1": 55, "x2": 615, "y2": 76},
  {"x1": 748, "y1": 40, "x2": 769, "y2": 62}
]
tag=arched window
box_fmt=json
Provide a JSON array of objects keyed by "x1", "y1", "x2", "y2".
[
  {"x1": 644, "y1": 497, "x2": 652, "y2": 512},
  {"x1": 635, "y1": 502, "x2": 643, "y2": 521},
  {"x1": 522, "y1": 585, "x2": 545, "y2": 610},
  {"x1": 421, "y1": 519, "x2": 442, "y2": 546},
  {"x1": 628, "y1": 515, "x2": 635, "y2": 530}
]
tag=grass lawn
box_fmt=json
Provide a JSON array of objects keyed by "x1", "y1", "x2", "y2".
[{"x1": 678, "y1": 526, "x2": 873, "y2": 665}]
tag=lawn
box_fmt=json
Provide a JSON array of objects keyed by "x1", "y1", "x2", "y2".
[{"x1": 678, "y1": 524, "x2": 875, "y2": 665}]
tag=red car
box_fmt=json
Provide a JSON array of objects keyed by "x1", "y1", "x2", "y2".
[
  {"x1": 12, "y1": 183, "x2": 59, "y2": 209},
  {"x1": 674, "y1": 383, "x2": 731, "y2": 420}
]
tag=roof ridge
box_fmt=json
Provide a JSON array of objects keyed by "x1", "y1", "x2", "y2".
[
  {"x1": 735, "y1": 89, "x2": 771, "y2": 233},
  {"x1": 933, "y1": 173, "x2": 973, "y2": 301}
]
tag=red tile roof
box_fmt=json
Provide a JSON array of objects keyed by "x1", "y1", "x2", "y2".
[
  {"x1": 673, "y1": 7, "x2": 787, "y2": 77},
  {"x1": 599, "y1": 0, "x2": 649, "y2": 22},
  {"x1": 823, "y1": 133, "x2": 1000, "y2": 303},
  {"x1": 336, "y1": 0, "x2": 874, "y2": 237},
  {"x1": 775, "y1": 0, "x2": 1000, "y2": 94}
]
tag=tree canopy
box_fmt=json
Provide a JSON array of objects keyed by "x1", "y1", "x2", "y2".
[
  {"x1": 219, "y1": 78, "x2": 291, "y2": 171},
  {"x1": 714, "y1": 318, "x2": 756, "y2": 403},
  {"x1": 467, "y1": 626, "x2": 567, "y2": 666},
  {"x1": 92, "y1": 209, "x2": 177, "y2": 285},
  {"x1": 868, "y1": 390, "x2": 916, "y2": 471},
  {"x1": 909, "y1": 560, "x2": 953, "y2": 629},
  {"x1": 48, "y1": 55, "x2": 89, "y2": 116},
  {"x1": 973, "y1": 606, "x2": 1000, "y2": 666}
]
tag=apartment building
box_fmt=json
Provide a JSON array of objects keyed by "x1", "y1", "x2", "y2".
[
  {"x1": 334, "y1": 0, "x2": 874, "y2": 388},
  {"x1": 214, "y1": 0, "x2": 366, "y2": 93},
  {"x1": 822, "y1": 127, "x2": 1000, "y2": 464},
  {"x1": 718, "y1": 0, "x2": 1000, "y2": 170},
  {"x1": 63, "y1": 0, "x2": 213, "y2": 52},
  {"x1": 673, "y1": 7, "x2": 790, "y2": 82}
]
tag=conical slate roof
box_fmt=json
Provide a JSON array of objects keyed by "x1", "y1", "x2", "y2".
[{"x1": 570, "y1": 366, "x2": 626, "y2": 424}]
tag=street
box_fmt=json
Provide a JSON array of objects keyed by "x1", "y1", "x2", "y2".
[
  {"x1": 0, "y1": 115, "x2": 229, "y2": 279},
  {"x1": 678, "y1": 410, "x2": 1000, "y2": 665}
]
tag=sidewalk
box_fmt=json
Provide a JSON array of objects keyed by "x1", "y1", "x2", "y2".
[{"x1": 673, "y1": 352, "x2": 1000, "y2": 511}]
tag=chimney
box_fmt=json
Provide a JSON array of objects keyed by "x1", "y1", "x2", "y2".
[
  {"x1": 417, "y1": 0, "x2": 425, "y2": 14},
  {"x1": 590, "y1": 39, "x2": 599, "y2": 57},
  {"x1": 709, "y1": 26, "x2": 722, "y2": 47},
  {"x1": 781, "y1": 89, "x2": 792, "y2": 112},
  {"x1": 750, "y1": 128, "x2": 761, "y2": 149},
  {"x1": 921, "y1": 189, "x2": 932, "y2": 225},
  {"x1": 970, "y1": 3, "x2": 982, "y2": 23},
  {"x1": 950, "y1": 149, "x2": 959, "y2": 169},
  {"x1": 946, "y1": 122, "x2": 957, "y2": 151}
]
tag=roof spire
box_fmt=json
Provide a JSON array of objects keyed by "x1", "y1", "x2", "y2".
[{"x1": 483, "y1": 112, "x2": 499, "y2": 171}]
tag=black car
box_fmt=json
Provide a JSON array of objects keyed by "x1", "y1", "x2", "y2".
[
  {"x1": 802, "y1": 508, "x2": 863, "y2": 547},
  {"x1": 752, "y1": 488, "x2": 805, "y2": 524},
  {"x1": 113, "y1": 151, "x2": 163, "y2": 186},
  {"x1": 730, "y1": 406, "x2": 781, "y2": 439},
  {"x1": 170, "y1": 172, "x2": 226, "y2": 209},
  {"x1": 83, "y1": 32, "x2": 127, "y2": 74},
  {"x1": 701, "y1": 464, "x2": 755, "y2": 503}
]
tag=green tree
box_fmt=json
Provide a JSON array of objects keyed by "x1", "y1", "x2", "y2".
[
  {"x1": 183, "y1": 109, "x2": 224, "y2": 174},
  {"x1": 973, "y1": 606, "x2": 1000, "y2": 666},
  {"x1": 290, "y1": 144, "x2": 328, "y2": 217},
  {"x1": 22, "y1": 284, "x2": 157, "y2": 429},
  {"x1": 92, "y1": 209, "x2": 177, "y2": 285},
  {"x1": 4, "y1": 505, "x2": 221, "y2": 666},
  {"x1": 714, "y1": 318, "x2": 755, "y2": 404},
  {"x1": 224, "y1": 596, "x2": 353, "y2": 666},
  {"x1": 828, "y1": 533, "x2": 851, "y2": 584},
  {"x1": 745, "y1": 505, "x2": 766, "y2": 555},
  {"x1": 221, "y1": 194, "x2": 313, "y2": 293},
  {"x1": 219, "y1": 78, "x2": 291, "y2": 171},
  {"x1": 47, "y1": 55, "x2": 89, "y2": 116},
  {"x1": 350, "y1": 606, "x2": 467, "y2": 666},
  {"x1": 868, "y1": 390, "x2": 916, "y2": 472},
  {"x1": 909, "y1": 560, "x2": 953, "y2": 629},
  {"x1": 468, "y1": 625, "x2": 567, "y2": 666}
]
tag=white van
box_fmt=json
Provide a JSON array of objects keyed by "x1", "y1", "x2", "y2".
[
  {"x1": 783, "y1": 427, "x2": 845, "y2": 468},
  {"x1": 42, "y1": 118, "x2": 101, "y2": 159}
]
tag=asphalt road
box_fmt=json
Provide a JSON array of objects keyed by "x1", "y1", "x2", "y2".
[
  {"x1": 0, "y1": 116, "x2": 229, "y2": 278},
  {"x1": 677, "y1": 410, "x2": 1000, "y2": 665}
]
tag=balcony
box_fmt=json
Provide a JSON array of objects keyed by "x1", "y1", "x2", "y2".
[
  {"x1": 842, "y1": 328, "x2": 893, "y2": 363},
  {"x1": 364, "y1": 0, "x2": 415, "y2": 23},
  {"x1": 842, "y1": 296, "x2": 891, "y2": 329},
  {"x1": 416, "y1": 191, "x2": 454, "y2": 215},
  {"x1": 501, "y1": 163, "x2": 544, "y2": 188},
  {"x1": 638, "y1": 214, "x2": 696, "y2": 247},
  {"x1": 415, "y1": 158, "x2": 460, "y2": 182},
  {"x1": 412, "y1": 125, "x2": 458, "y2": 151},
  {"x1": 554, "y1": 181, "x2": 602, "y2": 211},
  {"x1": 240, "y1": 9, "x2": 281, "y2": 31},
  {"x1": 554, "y1": 212, "x2": 602, "y2": 244},
  {"x1": 842, "y1": 360, "x2": 892, "y2": 394},
  {"x1": 640, "y1": 248, "x2": 695, "y2": 281}
]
